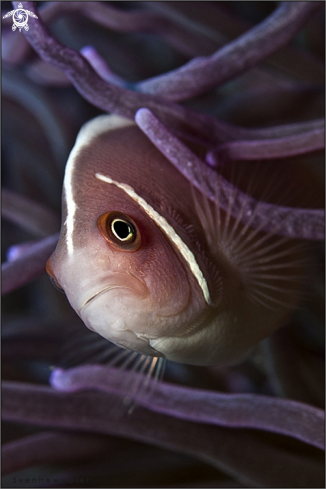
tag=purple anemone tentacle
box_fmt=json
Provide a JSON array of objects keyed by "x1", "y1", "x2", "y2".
[
  {"x1": 75, "y1": 1, "x2": 219, "y2": 58},
  {"x1": 2, "y1": 2, "x2": 324, "y2": 486},
  {"x1": 80, "y1": 46, "x2": 127, "y2": 86},
  {"x1": 9, "y1": 1, "x2": 230, "y2": 146},
  {"x1": 20, "y1": 1, "x2": 219, "y2": 59},
  {"x1": 206, "y1": 126, "x2": 325, "y2": 165},
  {"x1": 135, "y1": 108, "x2": 324, "y2": 241},
  {"x1": 2, "y1": 379, "x2": 324, "y2": 487},
  {"x1": 2, "y1": 233, "x2": 59, "y2": 296},
  {"x1": 2, "y1": 70, "x2": 71, "y2": 167},
  {"x1": 2, "y1": 2, "x2": 219, "y2": 76},
  {"x1": 14, "y1": 2, "x2": 323, "y2": 147},
  {"x1": 50, "y1": 365, "x2": 325, "y2": 451},
  {"x1": 2, "y1": 188, "x2": 60, "y2": 238},
  {"x1": 137, "y1": 2, "x2": 324, "y2": 101}
]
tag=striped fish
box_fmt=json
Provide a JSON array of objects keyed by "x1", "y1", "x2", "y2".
[{"x1": 46, "y1": 114, "x2": 305, "y2": 366}]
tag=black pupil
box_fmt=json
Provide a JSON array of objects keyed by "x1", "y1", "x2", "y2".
[{"x1": 113, "y1": 220, "x2": 131, "y2": 240}]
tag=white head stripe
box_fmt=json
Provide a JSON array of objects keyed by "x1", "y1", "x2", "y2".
[
  {"x1": 63, "y1": 115, "x2": 135, "y2": 256},
  {"x1": 95, "y1": 172, "x2": 213, "y2": 306},
  {"x1": 63, "y1": 152, "x2": 77, "y2": 256}
]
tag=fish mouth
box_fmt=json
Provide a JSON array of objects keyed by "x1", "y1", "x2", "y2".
[
  {"x1": 81, "y1": 273, "x2": 149, "y2": 310},
  {"x1": 82, "y1": 285, "x2": 131, "y2": 308}
]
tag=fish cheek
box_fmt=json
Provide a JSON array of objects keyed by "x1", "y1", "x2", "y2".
[{"x1": 132, "y1": 229, "x2": 193, "y2": 325}]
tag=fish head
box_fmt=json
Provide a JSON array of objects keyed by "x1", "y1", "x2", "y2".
[{"x1": 46, "y1": 115, "x2": 211, "y2": 358}]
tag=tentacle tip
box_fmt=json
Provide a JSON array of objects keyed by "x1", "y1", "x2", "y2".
[
  {"x1": 6, "y1": 245, "x2": 21, "y2": 262},
  {"x1": 135, "y1": 107, "x2": 152, "y2": 124},
  {"x1": 205, "y1": 150, "x2": 219, "y2": 168},
  {"x1": 80, "y1": 45, "x2": 95, "y2": 56},
  {"x1": 49, "y1": 367, "x2": 70, "y2": 391}
]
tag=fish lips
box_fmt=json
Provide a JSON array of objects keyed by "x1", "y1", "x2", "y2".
[{"x1": 79, "y1": 272, "x2": 149, "y2": 310}]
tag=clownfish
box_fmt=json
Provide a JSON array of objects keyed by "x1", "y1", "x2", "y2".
[{"x1": 46, "y1": 114, "x2": 306, "y2": 367}]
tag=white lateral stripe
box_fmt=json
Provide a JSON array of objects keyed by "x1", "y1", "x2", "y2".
[
  {"x1": 95, "y1": 172, "x2": 213, "y2": 305},
  {"x1": 63, "y1": 152, "x2": 77, "y2": 256}
]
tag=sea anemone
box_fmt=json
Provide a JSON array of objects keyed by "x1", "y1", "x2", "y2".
[{"x1": 2, "y1": 2, "x2": 324, "y2": 487}]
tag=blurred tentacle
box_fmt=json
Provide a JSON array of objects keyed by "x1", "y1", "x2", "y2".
[
  {"x1": 207, "y1": 125, "x2": 325, "y2": 165},
  {"x1": 137, "y1": 2, "x2": 323, "y2": 100},
  {"x1": 2, "y1": 233, "x2": 59, "y2": 296},
  {"x1": 2, "y1": 188, "x2": 60, "y2": 238},
  {"x1": 2, "y1": 70, "x2": 71, "y2": 168}
]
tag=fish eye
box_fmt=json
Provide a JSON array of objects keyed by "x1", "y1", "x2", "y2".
[
  {"x1": 97, "y1": 211, "x2": 141, "y2": 251},
  {"x1": 111, "y1": 218, "x2": 134, "y2": 242},
  {"x1": 45, "y1": 259, "x2": 65, "y2": 293}
]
